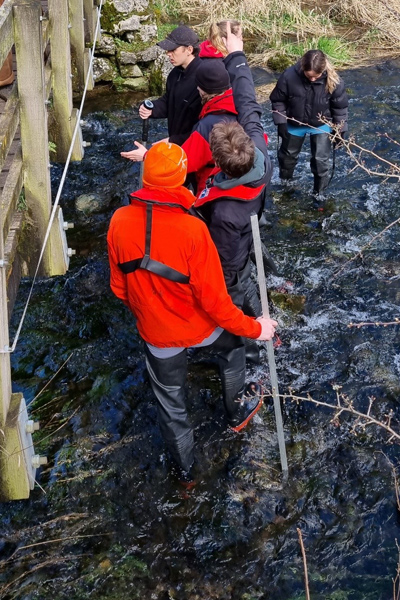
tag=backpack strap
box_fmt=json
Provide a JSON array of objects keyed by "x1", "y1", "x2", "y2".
[{"x1": 118, "y1": 203, "x2": 190, "y2": 284}]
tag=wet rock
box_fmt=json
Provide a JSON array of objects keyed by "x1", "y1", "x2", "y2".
[
  {"x1": 270, "y1": 291, "x2": 306, "y2": 313},
  {"x1": 75, "y1": 192, "x2": 110, "y2": 215}
]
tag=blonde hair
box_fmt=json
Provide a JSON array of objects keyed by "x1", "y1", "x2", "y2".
[
  {"x1": 208, "y1": 20, "x2": 241, "y2": 57},
  {"x1": 300, "y1": 49, "x2": 340, "y2": 94}
]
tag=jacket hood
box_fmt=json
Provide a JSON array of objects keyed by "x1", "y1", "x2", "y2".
[
  {"x1": 199, "y1": 89, "x2": 237, "y2": 118},
  {"x1": 199, "y1": 40, "x2": 225, "y2": 59},
  {"x1": 130, "y1": 185, "x2": 195, "y2": 211},
  {"x1": 212, "y1": 147, "x2": 266, "y2": 190}
]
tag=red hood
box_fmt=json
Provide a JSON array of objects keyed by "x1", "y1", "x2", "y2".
[
  {"x1": 195, "y1": 182, "x2": 265, "y2": 207},
  {"x1": 199, "y1": 89, "x2": 237, "y2": 119},
  {"x1": 199, "y1": 40, "x2": 225, "y2": 59},
  {"x1": 130, "y1": 185, "x2": 195, "y2": 211}
]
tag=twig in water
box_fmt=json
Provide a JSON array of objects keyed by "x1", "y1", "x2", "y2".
[
  {"x1": 348, "y1": 318, "x2": 400, "y2": 328},
  {"x1": 297, "y1": 528, "x2": 311, "y2": 600},
  {"x1": 266, "y1": 387, "x2": 400, "y2": 444}
]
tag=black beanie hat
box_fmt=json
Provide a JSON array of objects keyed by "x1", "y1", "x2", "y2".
[{"x1": 195, "y1": 60, "x2": 230, "y2": 94}]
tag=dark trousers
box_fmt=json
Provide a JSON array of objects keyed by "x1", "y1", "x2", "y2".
[
  {"x1": 227, "y1": 259, "x2": 261, "y2": 363},
  {"x1": 144, "y1": 330, "x2": 245, "y2": 472},
  {"x1": 278, "y1": 132, "x2": 332, "y2": 193}
]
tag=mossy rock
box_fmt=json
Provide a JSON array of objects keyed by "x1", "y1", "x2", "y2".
[
  {"x1": 149, "y1": 66, "x2": 163, "y2": 95},
  {"x1": 267, "y1": 54, "x2": 293, "y2": 72},
  {"x1": 100, "y1": 1, "x2": 120, "y2": 33},
  {"x1": 269, "y1": 291, "x2": 306, "y2": 313}
]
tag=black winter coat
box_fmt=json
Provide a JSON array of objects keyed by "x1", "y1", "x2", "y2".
[
  {"x1": 270, "y1": 62, "x2": 348, "y2": 132},
  {"x1": 193, "y1": 51, "x2": 273, "y2": 287},
  {"x1": 150, "y1": 56, "x2": 202, "y2": 146}
]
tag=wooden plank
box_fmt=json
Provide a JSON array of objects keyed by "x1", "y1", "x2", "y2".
[
  {"x1": 5, "y1": 210, "x2": 24, "y2": 317},
  {"x1": 83, "y1": 0, "x2": 99, "y2": 44},
  {"x1": 48, "y1": 0, "x2": 76, "y2": 161},
  {"x1": 0, "y1": 148, "x2": 11, "y2": 425},
  {"x1": 0, "y1": 0, "x2": 13, "y2": 68},
  {"x1": 68, "y1": 0, "x2": 85, "y2": 92},
  {"x1": 0, "y1": 393, "x2": 37, "y2": 501},
  {"x1": 12, "y1": 0, "x2": 53, "y2": 275},
  {"x1": 1, "y1": 145, "x2": 23, "y2": 241},
  {"x1": 0, "y1": 86, "x2": 19, "y2": 174}
]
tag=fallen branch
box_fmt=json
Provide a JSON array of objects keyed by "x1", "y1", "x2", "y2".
[
  {"x1": 297, "y1": 528, "x2": 311, "y2": 600},
  {"x1": 265, "y1": 386, "x2": 400, "y2": 443},
  {"x1": 348, "y1": 318, "x2": 400, "y2": 328}
]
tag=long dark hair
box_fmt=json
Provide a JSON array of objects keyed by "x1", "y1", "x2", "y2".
[{"x1": 300, "y1": 49, "x2": 340, "y2": 94}]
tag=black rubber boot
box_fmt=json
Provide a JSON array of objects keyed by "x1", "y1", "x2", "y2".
[
  {"x1": 310, "y1": 133, "x2": 331, "y2": 193},
  {"x1": 278, "y1": 132, "x2": 305, "y2": 180},
  {"x1": 209, "y1": 330, "x2": 247, "y2": 423},
  {"x1": 144, "y1": 347, "x2": 194, "y2": 473},
  {"x1": 228, "y1": 382, "x2": 263, "y2": 432},
  {"x1": 244, "y1": 340, "x2": 260, "y2": 365}
]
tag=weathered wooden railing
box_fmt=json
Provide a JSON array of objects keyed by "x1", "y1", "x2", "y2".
[{"x1": 0, "y1": 0, "x2": 100, "y2": 500}]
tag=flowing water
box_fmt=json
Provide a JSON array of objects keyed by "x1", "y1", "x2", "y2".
[{"x1": 1, "y1": 60, "x2": 400, "y2": 600}]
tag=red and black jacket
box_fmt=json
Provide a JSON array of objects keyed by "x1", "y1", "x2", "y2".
[{"x1": 182, "y1": 89, "x2": 238, "y2": 193}]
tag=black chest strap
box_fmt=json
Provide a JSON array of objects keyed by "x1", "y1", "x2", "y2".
[{"x1": 118, "y1": 203, "x2": 190, "y2": 284}]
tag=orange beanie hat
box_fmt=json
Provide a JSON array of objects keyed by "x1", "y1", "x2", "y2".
[{"x1": 143, "y1": 142, "x2": 188, "y2": 188}]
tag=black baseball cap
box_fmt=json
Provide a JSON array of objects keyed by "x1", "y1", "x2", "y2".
[{"x1": 157, "y1": 25, "x2": 199, "y2": 51}]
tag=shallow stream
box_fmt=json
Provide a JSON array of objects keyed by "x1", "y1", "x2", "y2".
[{"x1": 1, "y1": 59, "x2": 400, "y2": 600}]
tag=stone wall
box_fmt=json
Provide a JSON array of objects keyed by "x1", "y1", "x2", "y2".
[{"x1": 93, "y1": 0, "x2": 173, "y2": 93}]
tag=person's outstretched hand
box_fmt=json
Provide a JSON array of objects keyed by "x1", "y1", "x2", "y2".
[
  {"x1": 222, "y1": 21, "x2": 243, "y2": 55},
  {"x1": 121, "y1": 141, "x2": 147, "y2": 161},
  {"x1": 255, "y1": 316, "x2": 278, "y2": 341}
]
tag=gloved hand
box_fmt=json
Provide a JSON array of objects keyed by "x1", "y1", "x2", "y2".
[{"x1": 277, "y1": 122, "x2": 288, "y2": 140}]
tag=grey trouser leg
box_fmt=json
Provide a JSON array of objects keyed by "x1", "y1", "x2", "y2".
[
  {"x1": 278, "y1": 132, "x2": 305, "y2": 179},
  {"x1": 209, "y1": 330, "x2": 246, "y2": 422},
  {"x1": 310, "y1": 133, "x2": 331, "y2": 192},
  {"x1": 144, "y1": 347, "x2": 194, "y2": 472}
]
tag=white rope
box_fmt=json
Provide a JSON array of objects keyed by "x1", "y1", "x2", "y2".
[{"x1": 1, "y1": 0, "x2": 104, "y2": 354}]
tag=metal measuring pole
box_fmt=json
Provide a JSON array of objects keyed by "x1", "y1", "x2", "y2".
[
  {"x1": 250, "y1": 214, "x2": 288, "y2": 480},
  {"x1": 138, "y1": 99, "x2": 154, "y2": 189}
]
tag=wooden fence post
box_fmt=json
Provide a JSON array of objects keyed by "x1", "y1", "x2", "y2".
[
  {"x1": 48, "y1": 0, "x2": 83, "y2": 161},
  {"x1": 13, "y1": 0, "x2": 52, "y2": 275},
  {"x1": 0, "y1": 224, "x2": 11, "y2": 427},
  {"x1": 68, "y1": 0, "x2": 86, "y2": 93},
  {"x1": 83, "y1": 0, "x2": 99, "y2": 45},
  {"x1": 13, "y1": 0, "x2": 67, "y2": 276}
]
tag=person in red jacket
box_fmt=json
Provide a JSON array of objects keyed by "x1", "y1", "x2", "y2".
[
  {"x1": 108, "y1": 141, "x2": 278, "y2": 485},
  {"x1": 199, "y1": 20, "x2": 242, "y2": 59},
  {"x1": 121, "y1": 60, "x2": 236, "y2": 195}
]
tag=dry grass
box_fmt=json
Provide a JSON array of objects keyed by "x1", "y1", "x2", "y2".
[{"x1": 171, "y1": 0, "x2": 400, "y2": 66}]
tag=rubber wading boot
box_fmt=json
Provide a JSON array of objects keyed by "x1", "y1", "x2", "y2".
[
  {"x1": 174, "y1": 464, "x2": 196, "y2": 490},
  {"x1": 229, "y1": 383, "x2": 263, "y2": 432}
]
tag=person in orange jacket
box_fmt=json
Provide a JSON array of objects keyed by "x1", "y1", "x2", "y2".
[{"x1": 107, "y1": 141, "x2": 278, "y2": 485}]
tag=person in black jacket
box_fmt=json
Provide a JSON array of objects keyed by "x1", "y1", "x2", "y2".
[
  {"x1": 192, "y1": 24, "x2": 275, "y2": 363},
  {"x1": 270, "y1": 49, "x2": 348, "y2": 195},
  {"x1": 138, "y1": 25, "x2": 202, "y2": 146}
]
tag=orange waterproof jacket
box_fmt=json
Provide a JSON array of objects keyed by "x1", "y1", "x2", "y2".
[{"x1": 107, "y1": 185, "x2": 261, "y2": 347}]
